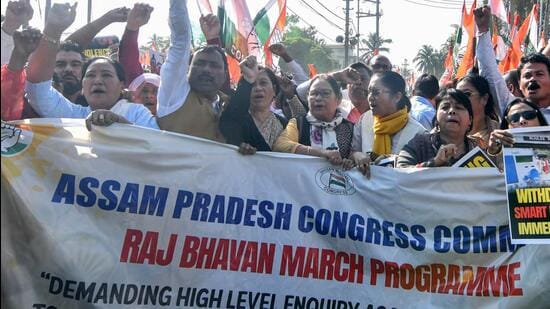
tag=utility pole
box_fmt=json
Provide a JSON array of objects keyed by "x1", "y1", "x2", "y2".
[
  {"x1": 375, "y1": 0, "x2": 380, "y2": 40},
  {"x1": 358, "y1": 0, "x2": 382, "y2": 60},
  {"x1": 356, "y1": 0, "x2": 361, "y2": 61},
  {"x1": 45, "y1": 0, "x2": 51, "y2": 28},
  {"x1": 88, "y1": 0, "x2": 92, "y2": 24},
  {"x1": 344, "y1": 0, "x2": 351, "y2": 66}
]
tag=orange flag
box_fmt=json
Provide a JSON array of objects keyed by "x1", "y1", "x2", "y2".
[
  {"x1": 226, "y1": 55, "x2": 241, "y2": 85},
  {"x1": 499, "y1": 6, "x2": 535, "y2": 72},
  {"x1": 307, "y1": 64, "x2": 318, "y2": 78},
  {"x1": 456, "y1": 0, "x2": 477, "y2": 79},
  {"x1": 439, "y1": 47, "x2": 454, "y2": 86}
]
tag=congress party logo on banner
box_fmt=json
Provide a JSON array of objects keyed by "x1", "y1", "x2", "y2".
[
  {"x1": 315, "y1": 167, "x2": 356, "y2": 195},
  {"x1": 1, "y1": 122, "x2": 33, "y2": 157}
]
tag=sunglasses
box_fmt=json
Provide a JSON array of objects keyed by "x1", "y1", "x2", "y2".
[{"x1": 506, "y1": 110, "x2": 538, "y2": 123}]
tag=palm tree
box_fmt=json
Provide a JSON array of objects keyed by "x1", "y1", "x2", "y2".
[
  {"x1": 413, "y1": 45, "x2": 445, "y2": 77},
  {"x1": 360, "y1": 33, "x2": 392, "y2": 61},
  {"x1": 147, "y1": 34, "x2": 170, "y2": 51}
]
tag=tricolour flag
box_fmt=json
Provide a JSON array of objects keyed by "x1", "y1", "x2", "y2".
[
  {"x1": 490, "y1": 0, "x2": 508, "y2": 23},
  {"x1": 252, "y1": 0, "x2": 287, "y2": 68},
  {"x1": 218, "y1": 0, "x2": 262, "y2": 84},
  {"x1": 329, "y1": 173, "x2": 346, "y2": 190},
  {"x1": 490, "y1": 0, "x2": 510, "y2": 61},
  {"x1": 526, "y1": 4, "x2": 540, "y2": 53}
]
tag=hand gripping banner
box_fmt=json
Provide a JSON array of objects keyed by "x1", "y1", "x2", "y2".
[{"x1": 2, "y1": 119, "x2": 549, "y2": 308}]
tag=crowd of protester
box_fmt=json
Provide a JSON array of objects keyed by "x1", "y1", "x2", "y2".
[{"x1": 1, "y1": 0, "x2": 549, "y2": 175}]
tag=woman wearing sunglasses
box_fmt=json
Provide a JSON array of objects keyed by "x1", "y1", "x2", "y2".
[{"x1": 487, "y1": 98, "x2": 548, "y2": 158}]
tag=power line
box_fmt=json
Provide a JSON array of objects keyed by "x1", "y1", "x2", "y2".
[
  {"x1": 399, "y1": 0, "x2": 465, "y2": 10},
  {"x1": 420, "y1": 0, "x2": 479, "y2": 7},
  {"x1": 313, "y1": 0, "x2": 345, "y2": 21},
  {"x1": 287, "y1": 6, "x2": 335, "y2": 42},
  {"x1": 421, "y1": 0, "x2": 470, "y2": 4},
  {"x1": 296, "y1": 0, "x2": 345, "y2": 31}
]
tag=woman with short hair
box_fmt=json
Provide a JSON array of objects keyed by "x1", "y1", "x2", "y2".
[
  {"x1": 220, "y1": 56, "x2": 287, "y2": 154},
  {"x1": 273, "y1": 74, "x2": 354, "y2": 168},
  {"x1": 27, "y1": 56, "x2": 158, "y2": 130},
  {"x1": 397, "y1": 88, "x2": 479, "y2": 167},
  {"x1": 25, "y1": 3, "x2": 157, "y2": 130}
]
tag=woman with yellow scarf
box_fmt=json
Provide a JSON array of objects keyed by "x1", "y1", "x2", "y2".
[{"x1": 351, "y1": 71, "x2": 426, "y2": 177}]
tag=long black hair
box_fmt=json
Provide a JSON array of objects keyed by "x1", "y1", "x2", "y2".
[{"x1": 458, "y1": 73, "x2": 499, "y2": 121}]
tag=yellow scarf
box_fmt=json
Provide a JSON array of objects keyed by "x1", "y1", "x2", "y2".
[{"x1": 372, "y1": 107, "x2": 409, "y2": 155}]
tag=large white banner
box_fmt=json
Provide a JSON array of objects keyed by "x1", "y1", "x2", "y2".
[{"x1": 2, "y1": 119, "x2": 549, "y2": 309}]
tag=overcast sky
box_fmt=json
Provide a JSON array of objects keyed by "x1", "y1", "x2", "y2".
[{"x1": 2, "y1": 0, "x2": 478, "y2": 71}]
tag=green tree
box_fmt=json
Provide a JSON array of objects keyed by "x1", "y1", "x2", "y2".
[
  {"x1": 147, "y1": 34, "x2": 170, "y2": 51},
  {"x1": 509, "y1": 0, "x2": 540, "y2": 20},
  {"x1": 413, "y1": 45, "x2": 445, "y2": 77},
  {"x1": 360, "y1": 33, "x2": 393, "y2": 61},
  {"x1": 280, "y1": 15, "x2": 338, "y2": 73}
]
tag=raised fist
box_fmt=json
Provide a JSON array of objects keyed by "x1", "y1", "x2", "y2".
[
  {"x1": 126, "y1": 4, "x2": 153, "y2": 31},
  {"x1": 103, "y1": 7, "x2": 130, "y2": 24},
  {"x1": 3, "y1": 0, "x2": 34, "y2": 34},
  {"x1": 199, "y1": 14, "x2": 221, "y2": 40},
  {"x1": 12, "y1": 27, "x2": 42, "y2": 56},
  {"x1": 239, "y1": 55, "x2": 259, "y2": 83},
  {"x1": 45, "y1": 3, "x2": 77, "y2": 36}
]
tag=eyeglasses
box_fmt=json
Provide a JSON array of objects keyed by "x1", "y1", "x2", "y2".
[
  {"x1": 308, "y1": 90, "x2": 333, "y2": 98},
  {"x1": 506, "y1": 110, "x2": 538, "y2": 123},
  {"x1": 368, "y1": 89, "x2": 392, "y2": 97}
]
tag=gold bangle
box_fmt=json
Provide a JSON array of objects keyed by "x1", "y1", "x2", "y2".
[
  {"x1": 487, "y1": 146, "x2": 503, "y2": 156},
  {"x1": 42, "y1": 34, "x2": 60, "y2": 46}
]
